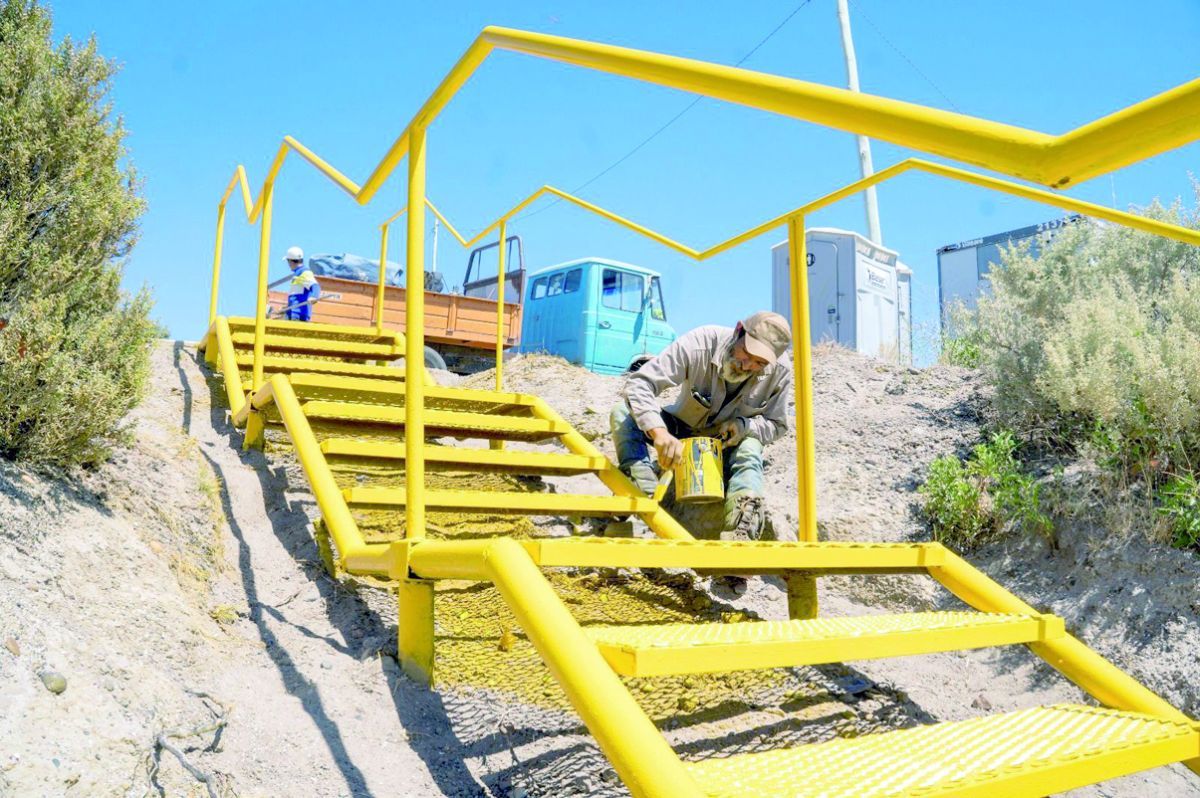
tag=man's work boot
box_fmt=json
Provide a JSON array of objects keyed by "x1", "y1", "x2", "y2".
[{"x1": 723, "y1": 490, "x2": 766, "y2": 541}]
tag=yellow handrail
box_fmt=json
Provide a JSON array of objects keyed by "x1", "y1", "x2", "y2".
[
  {"x1": 210, "y1": 26, "x2": 1200, "y2": 385},
  {"x1": 209, "y1": 25, "x2": 1200, "y2": 524},
  {"x1": 238, "y1": 374, "x2": 396, "y2": 576},
  {"x1": 409, "y1": 538, "x2": 699, "y2": 796},
  {"x1": 369, "y1": 157, "x2": 1200, "y2": 542},
  {"x1": 380, "y1": 159, "x2": 1200, "y2": 260}
]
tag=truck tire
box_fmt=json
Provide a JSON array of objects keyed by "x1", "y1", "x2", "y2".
[{"x1": 424, "y1": 346, "x2": 448, "y2": 372}]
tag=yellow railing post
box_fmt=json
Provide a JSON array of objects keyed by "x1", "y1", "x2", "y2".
[
  {"x1": 251, "y1": 181, "x2": 275, "y2": 391},
  {"x1": 397, "y1": 578, "x2": 435, "y2": 685},
  {"x1": 787, "y1": 214, "x2": 818, "y2": 619},
  {"x1": 376, "y1": 224, "x2": 389, "y2": 337},
  {"x1": 208, "y1": 204, "x2": 227, "y2": 327},
  {"x1": 488, "y1": 221, "x2": 509, "y2": 453},
  {"x1": 404, "y1": 125, "x2": 428, "y2": 541},
  {"x1": 494, "y1": 220, "x2": 507, "y2": 391},
  {"x1": 787, "y1": 215, "x2": 818, "y2": 541}
]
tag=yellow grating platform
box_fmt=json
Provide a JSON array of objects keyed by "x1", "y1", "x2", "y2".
[
  {"x1": 235, "y1": 353, "x2": 407, "y2": 381},
  {"x1": 220, "y1": 316, "x2": 403, "y2": 346},
  {"x1": 523, "y1": 537, "x2": 945, "y2": 572},
  {"x1": 301, "y1": 401, "x2": 568, "y2": 441},
  {"x1": 587, "y1": 611, "x2": 1063, "y2": 676},
  {"x1": 344, "y1": 486, "x2": 655, "y2": 515},
  {"x1": 322, "y1": 440, "x2": 607, "y2": 475},
  {"x1": 230, "y1": 331, "x2": 401, "y2": 360},
  {"x1": 285, "y1": 373, "x2": 536, "y2": 413},
  {"x1": 684, "y1": 704, "x2": 1200, "y2": 798}
]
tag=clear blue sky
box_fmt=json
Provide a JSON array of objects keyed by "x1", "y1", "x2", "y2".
[{"x1": 51, "y1": 0, "x2": 1200, "y2": 362}]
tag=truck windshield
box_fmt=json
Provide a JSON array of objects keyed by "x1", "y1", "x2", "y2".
[
  {"x1": 602, "y1": 269, "x2": 644, "y2": 312},
  {"x1": 648, "y1": 276, "x2": 666, "y2": 321}
]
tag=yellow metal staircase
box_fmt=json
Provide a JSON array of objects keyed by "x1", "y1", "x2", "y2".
[
  {"x1": 194, "y1": 23, "x2": 1200, "y2": 796},
  {"x1": 198, "y1": 318, "x2": 1200, "y2": 797}
]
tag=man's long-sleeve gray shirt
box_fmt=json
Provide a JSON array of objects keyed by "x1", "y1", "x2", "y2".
[{"x1": 623, "y1": 325, "x2": 792, "y2": 445}]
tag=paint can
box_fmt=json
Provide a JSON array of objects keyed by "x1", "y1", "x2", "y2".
[{"x1": 673, "y1": 436, "x2": 724, "y2": 503}]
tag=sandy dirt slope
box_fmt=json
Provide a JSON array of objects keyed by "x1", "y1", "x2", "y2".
[
  {"x1": 1, "y1": 342, "x2": 451, "y2": 797},
  {"x1": 2, "y1": 341, "x2": 1197, "y2": 796}
]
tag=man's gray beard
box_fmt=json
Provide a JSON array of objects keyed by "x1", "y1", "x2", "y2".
[{"x1": 721, "y1": 354, "x2": 752, "y2": 383}]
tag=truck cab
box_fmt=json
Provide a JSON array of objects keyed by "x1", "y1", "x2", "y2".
[{"x1": 518, "y1": 258, "x2": 676, "y2": 374}]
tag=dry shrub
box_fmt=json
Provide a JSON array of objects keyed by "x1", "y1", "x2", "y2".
[
  {"x1": 972, "y1": 199, "x2": 1200, "y2": 478},
  {"x1": 0, "y1": 1, "x2": 153, "y2": 468}
]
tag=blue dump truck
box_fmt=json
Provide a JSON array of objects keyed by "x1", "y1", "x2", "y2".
[{"x1": 518, "y1": 257, "x2": 676, "y2": 374}]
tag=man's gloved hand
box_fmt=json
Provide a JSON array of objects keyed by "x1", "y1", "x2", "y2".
[
  {"x1": 715, "y1": 418, "x2": 747, "y2": 446},
  {"x1": 647, "y1": 427, "x2": 684, "y2": 468}
]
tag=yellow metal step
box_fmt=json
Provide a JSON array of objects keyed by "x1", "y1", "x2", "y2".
[
  {"x1": 235, "y1": 354, "x2": 407, "y2": 382},
  {"x1": 301, "y1": 401, "x2": 568, "y2": 442},
  {"x1": 587, "y1": 611, "x2": 1063, "y2": 677},
  {"x1": 280, "y1": 373, "x2": 535, "y2": 415},
  {"x1": 230, "y1": 331, "x2": 401, "y2": 360},
  {"x1": 344, "y1": 487, "x2": 654, "y2": 516},
  {"x1": 685, "y1": 704, "x2": 1200, "y2": 798},
  {"x1": 521, "y1": 538, "x2": 945, "y2": 573},
  {"x1": 223, "y1": 316, "x2": 403, "y2": 347},
  {"x1": 322, "y1": 440, "x2": 607, "y2": 476}
]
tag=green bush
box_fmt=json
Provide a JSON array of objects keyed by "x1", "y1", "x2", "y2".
[
  {"x1": 967, "y1": 206, "x2": 1200, "y2": 480},
  {"x1": 938, "y1": 304, "x2": 983, "y2": 368},
  {"x1": 0, "y1": 1, "x2": 152, "y2": 468},
  {"x1": 939, "y1": 330, "x2": 983, "y2": 369},
  {"x1": 0, "y1": 290, "x2": 155, "y2": 466},
  {"x1": 1157, "y1": 474, "x2": 1200, "y2": 550},
  {"x1": 919, "y1": 455, "x2": 987, "y2": 547},
  {"x1": 919, "y1": 431, "x2": 1052, "y2": 550}
]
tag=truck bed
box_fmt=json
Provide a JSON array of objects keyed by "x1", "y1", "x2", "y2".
[{"x1": 268, "y1": 275, "x2": 522, "y2": 351}]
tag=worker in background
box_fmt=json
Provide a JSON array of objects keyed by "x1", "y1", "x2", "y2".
[
  {"x1": 611, "y1": 311, "x2": 793, "y2": 541},
  {"x1": 284, "y1": 246, "x2": 320, "y2": 322}
]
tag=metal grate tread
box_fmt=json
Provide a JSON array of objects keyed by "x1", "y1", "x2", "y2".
[
  {"x1": 282, "y1": 373, "x2": 536, "y2": 414},
  {"x1": 235, "y1": 354, "x2": 407, "y2": 381},
  {"x1": 521, "y1": 537, "x2": 945, "y2": 571},
  {"x1": 301, "y1": 401, "x2": 568, "y2": 442},
  {"x1": 343, "y1": 487, "x2": 655, "y2": 516},
  {"x1": 321, "y1": 440, "x2": 607, "y2": 475},
  {"x1": 685, "y1": 703, "x2": 1200, "y2": 797},
  {"x1": 586, "y1": 611, "x2": 1063, "y2": 676},
  {"x1": 223, "y1": 316, "x2": 402, "y2": 346},
  {"x1": 230, "y1": 331, "x2": 401, "y2": 359}
]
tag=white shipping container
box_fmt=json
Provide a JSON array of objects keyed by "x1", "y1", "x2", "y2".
[
  {"x1": 771, "y1": 228, "x2": 901, "y2": 362},
  {"x1": 937, "y1": 215, "x2": 1084, "y2": 333}
]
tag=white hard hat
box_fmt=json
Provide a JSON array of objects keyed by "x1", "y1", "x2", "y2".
[{"x1": 283, "y1": 246, "x2": 304, "y2": 263}]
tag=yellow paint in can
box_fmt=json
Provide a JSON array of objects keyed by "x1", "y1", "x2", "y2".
[{"x1": 673, "y1": 436, "x2": 724, "y2": 503}]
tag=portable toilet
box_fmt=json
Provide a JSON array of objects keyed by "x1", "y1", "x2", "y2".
[
  {"x1": 771, "y1": 228, "x2": 900, "y2": 362},
  {"x1": 896, "y1": 261, "x2": 912, "y2": 366}
]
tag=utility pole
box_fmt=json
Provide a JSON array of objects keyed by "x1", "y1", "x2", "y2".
[{"x1": 836, "y1": 0, "x2": 883, "y2": 245}]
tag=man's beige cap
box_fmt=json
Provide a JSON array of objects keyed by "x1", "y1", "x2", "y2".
[{"x1": 741, "y1": 310, "x2": 792, "y2": 364}]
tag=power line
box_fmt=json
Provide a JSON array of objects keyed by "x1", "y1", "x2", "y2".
[
  {"x1": 846, "y1": 0, "x2": 961, "y2": 113},
  {"x1": 514, "y1": 0, "x2": 815, "y2": 222}
]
